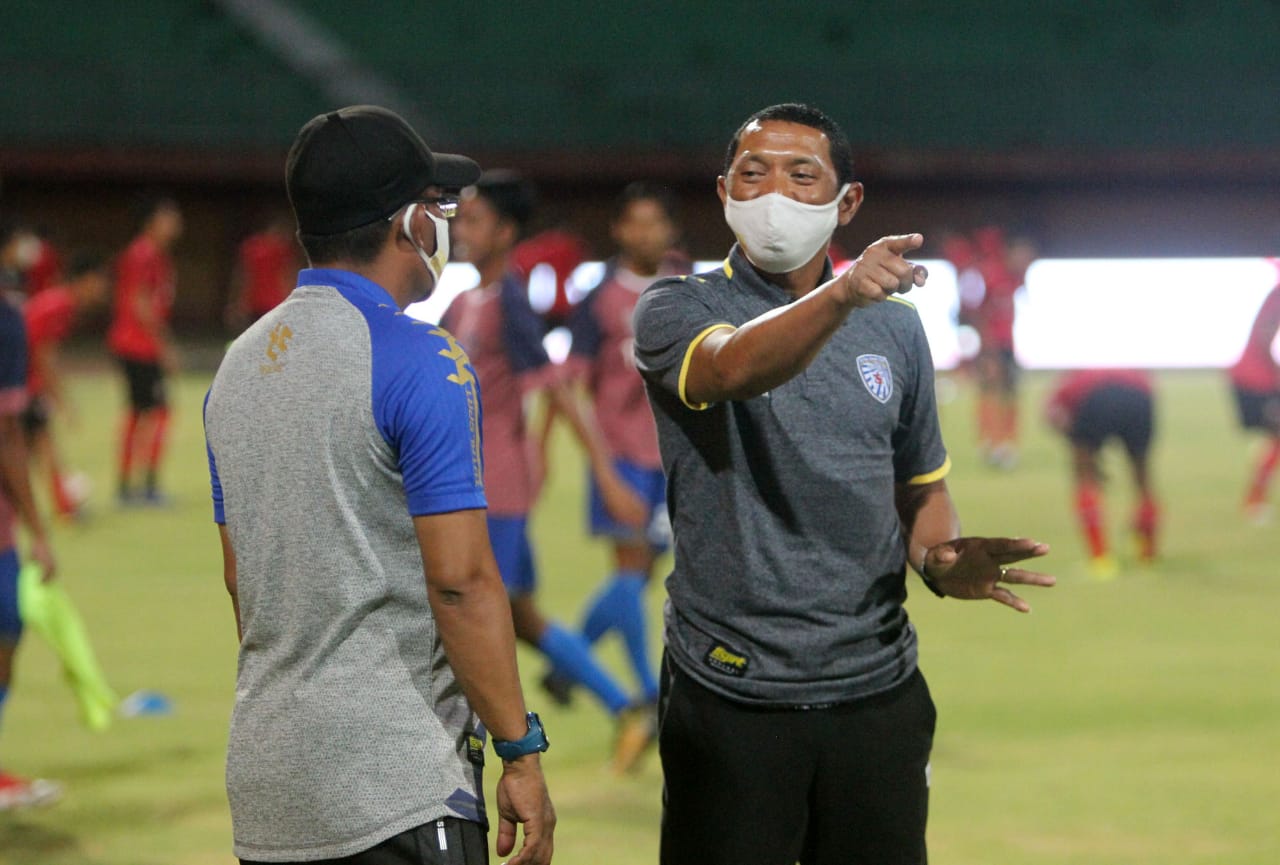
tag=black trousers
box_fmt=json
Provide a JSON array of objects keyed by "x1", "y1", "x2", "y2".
[
  {"x1": 659, "y1": 654, "x2": 935, "y2": 865},
  {"x1": 240, "y1": 818, "x2": 487, "y2": 865}
]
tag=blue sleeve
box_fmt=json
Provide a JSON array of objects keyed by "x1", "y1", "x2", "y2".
[
  {"x1": 203, "y1": 389, "x2": 225, "y2": 524},
  {"x1": 566, "y1": 282, "x2": 604, "y2": 361},
  {"x1": 372, "y1": 317, "x2": 487, "y2": 516},
  {"x1": 0, "y1": 303, "x2": 27, "y2": 391},
  {"x1": 498, "y1": 275, "x2": 551, "y2": 374}
]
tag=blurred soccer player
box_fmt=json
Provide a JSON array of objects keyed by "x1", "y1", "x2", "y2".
[
  {"x1": 1228, "y1": 279, "x2": 1280, "y2": 523},
  {"x1": 443, "y1": 170, "x2": 656, "y2": 773},
  {"x1": 107, "y1": 196, "x2": 183, "y2": 505},
  {"x1": 223, "y1": 212, "x2": 300, "y2": 330},
  {"x1": 959, "y1": 226, "x2": 1036, "y2": 469},
  {"x1": 25, "y1": 229, "x2": 63, "y2": 297},
  {"x1": 22, "y1": 252, "x2": 110, "y2": 519},
  {"x1": 205, "y1": 106, "x2": 553, "y2": 865},
  {"x1": 0, "y1": 222, "x2": 40, "y2": 299},
  {"x1": 0, "y1": 292, "x2": 59, "y2": 810},
  {"x1": 551, "y1": 182, "x2": 689, "y2": 717},
  {"x1": 512, "y1": 226, "x2": 590, "y2": 328},
  {"x1": 1046, "y1": 369, "x2": 1159, "y2": 579}
]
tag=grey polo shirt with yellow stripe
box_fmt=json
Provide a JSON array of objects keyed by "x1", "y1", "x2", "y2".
[{"x1": 633, "y1": 244, "x2": 950, "y2": 706}]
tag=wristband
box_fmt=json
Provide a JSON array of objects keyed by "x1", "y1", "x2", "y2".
[{"x1": 492, "y1": 712, "x2": 550, "y2": 761}]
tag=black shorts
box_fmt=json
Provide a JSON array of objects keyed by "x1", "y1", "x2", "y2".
[
  {"x1": 977, "y1": 345, "x2": 1019, "y2": 394},
  {"x1": 658, "y1": 653, "x2": 935, "y2": 865},
  {"x1": 1069, "y1": 384, "x2": 1153, "y2": 459},
  {"x1": 20, "y1": 395, "x2": 51, "y2": 438},
  {"x1": 1232, "y1": 385, "x2": 1280, "y2": 433},
  {"x1": 118, "y1": 357, "x2": 168, "y2": 411},
  {"x1": 240, "y1": 818, "x2": 487, "y2": 865}
]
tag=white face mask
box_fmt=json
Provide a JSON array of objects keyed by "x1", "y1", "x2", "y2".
[
  {"x1": 402, "y1": 204, "x2": 450, "y2": 289},
  {"x1": 723, "y1": 183, "x2": 850, "y2": 274}
]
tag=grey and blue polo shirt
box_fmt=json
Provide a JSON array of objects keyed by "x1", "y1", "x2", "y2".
[
  {"x1": 205, "y1": 268, "x2": 487, "y2": 861},
  {"x1": 633, "y1": 245, "x2": 950, "y2": 707}
]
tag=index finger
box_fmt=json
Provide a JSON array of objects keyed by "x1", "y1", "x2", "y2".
[
  {"x1": 878, "y1": 233, "x2": 924, "y2": 254},
  {"x1": 979, "y1": 537, "x2": 1051, "y2": 562}
]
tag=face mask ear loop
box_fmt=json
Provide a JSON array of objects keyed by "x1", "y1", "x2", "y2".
[
  {"x1": 426, "y1": 208, "x2": 449, "y2": 276},
  {"x1": 402, "y1": 203, "x2": 449, "y2": 283},
  {"x1": 402, "y1": 204, "x2": 419, "y2": 250}
]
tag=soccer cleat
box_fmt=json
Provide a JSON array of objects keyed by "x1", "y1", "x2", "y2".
[
  {"x1": 0, "y1": 772, "x2": 62, "y2": 811},
  {"x1": 611, "y1": 702, "x2": 658, "y2": 775},
  {"x1": 1087, "y1": 554, "x2": 1119, "y2": 582},
  {"x1": 538, "y1": 669, "x2": 575, "y2": 708}
]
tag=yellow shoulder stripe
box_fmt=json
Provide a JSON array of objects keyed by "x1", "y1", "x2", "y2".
[
  {"x1": 887, "y1": 295, "x2": 916, "y2": 308},
  {"x1": 722, "y1": 258, "x2": 734, "y2": 278},
  {"x1": 678, "y1": 323, "x2": 736, "y2": 410},
  {"x1": 907, "y1": 455, "x2": 951, "y2": 485}
]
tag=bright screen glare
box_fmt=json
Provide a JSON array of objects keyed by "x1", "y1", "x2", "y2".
[{"x1": 407, "y1": 257, "x2": 1280, "y2": 370}]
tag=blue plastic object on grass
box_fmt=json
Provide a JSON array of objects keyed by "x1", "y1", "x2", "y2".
[{"x1": 119, "y1": 690, "x2": 174, "y2": 717}]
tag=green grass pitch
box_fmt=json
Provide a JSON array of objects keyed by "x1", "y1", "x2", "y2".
[{"x1": 1, "y1": 366, "x2": 1277, "y2": 864}]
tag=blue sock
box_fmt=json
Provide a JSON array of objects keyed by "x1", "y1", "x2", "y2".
[
  {"x1": 612, "y1": 573, "x2": 658, "y2": 703},
  {"x1": 581, "y1": 574, "x2": 633, "y2": 645},
  {"x1": 538, "y1": 623, "x2": 630, "y2": 714},
  {"x1": 581, "y1": 571, "x2": 658, "y2": 703},
  {"x1": 0, "y1": 684, "x2": 7, "y2": 728}
]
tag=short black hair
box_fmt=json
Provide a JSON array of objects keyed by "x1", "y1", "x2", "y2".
[
  {"x1": 471, "y1": 170, "x2": 536, "y2": 234},
  {"x1": 723, "y1": 103, "x2": 856, "y2": 185},
  {"x1": 298, "y1": 219, "x2": 393, "y2": 267},
  {"x1": 614, "y1": 181, "x2": 679, "y2": 224},
  {"x1": 131, "y1": 193, "x2": 179, "y2": 234}
]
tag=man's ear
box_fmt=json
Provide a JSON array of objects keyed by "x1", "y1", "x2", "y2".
[{"x1": 837, "y1": 182, "x2": 864, "y2": 227}]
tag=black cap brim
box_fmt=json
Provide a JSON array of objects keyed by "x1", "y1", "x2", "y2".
[{"x1": 433, "y1": 153, "x2": 482, "y2": 189}]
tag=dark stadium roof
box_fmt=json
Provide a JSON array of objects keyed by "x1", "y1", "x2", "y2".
[{"x1": 3, "y1": 2, "x2": 1280, "y2": 180}]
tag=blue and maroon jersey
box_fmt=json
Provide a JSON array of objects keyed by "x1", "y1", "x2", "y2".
[{"x1": 441, "y1": 273, "x2": 560, "y2": 516}]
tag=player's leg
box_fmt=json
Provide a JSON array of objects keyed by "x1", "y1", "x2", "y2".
[
  {"x1": 0, "y1": 547, "x2": 60, "y2": 811},
  {"x1": 555, "y1": 461, "x2": 663, "y2": 707},
  {"x1": 991, "y1": 347, "x2": 1020, "y2": 469},
  {"x1": 139, "y1": 364, "x2": 171, "y2": 504},
  {"x1": 24, "y1": 401, "x2": 76, "y2": 519},
  {"x1": 488, "y1": 516, "x2": 631, "y2": 716},
  {"x1": 0, "y1": 548, "x2": 21, "y2": 725},
  {"x1": 116, "y1": 359, "x2": 144, "y2": 502},
  {"x1": 974, "y1": 350, "x2": 1000, "y2": 459},
  {"x1": 1069, "y1": 390, "x2": 1115, "y2": 578},
  {"x1": 658, "y1": 654, "x2": 812, "y2": 865},
  {"x1": 1242, "y1": 390, "x2": 1280, "y2": 521},
  {"x1": 1121, "y1": 388, "x2": 1158, "y2": 561},
  {"x1": 804, "y1": 669, "x2": 934, "y2": 865}
]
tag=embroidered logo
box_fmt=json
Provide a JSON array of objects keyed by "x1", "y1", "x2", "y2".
[
  {"x1": 857, "y1": 354, "x2": 893, "y2": 404},
  {"x1": 430, "y1": 326, "x2": 484, "y2": 487},
  {"x1": 704, "y1": 642, "x2": 749, "y2": 677},
  {"x1": 259, "y1": 323, "x2": 294, "y2": 374}
]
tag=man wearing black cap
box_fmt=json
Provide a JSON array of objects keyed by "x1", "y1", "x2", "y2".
[{"x1": 204, "y1": 106, "x2": 555, "y2": 865}]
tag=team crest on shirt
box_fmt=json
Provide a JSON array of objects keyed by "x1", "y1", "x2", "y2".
[{"x1": 857, "y1": 354, "x2": 893, "y2": 404}]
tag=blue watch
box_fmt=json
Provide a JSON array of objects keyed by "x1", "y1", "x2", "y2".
[{"x1": 492, "y1": 712, "x2": 550, "y2": 761}]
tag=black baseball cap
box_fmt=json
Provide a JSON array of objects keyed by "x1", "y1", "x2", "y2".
[{"x1": 286, "y1": 105, "x2": 481, "y2": 235}]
